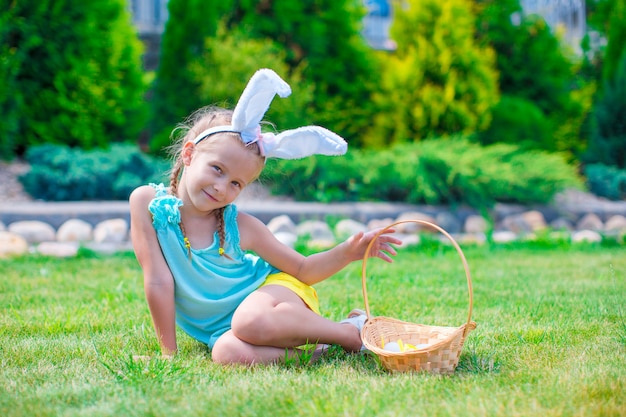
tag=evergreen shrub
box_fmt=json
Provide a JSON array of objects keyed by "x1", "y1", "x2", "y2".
[
  {"x1": 584, "y1": 163, "x2": 626, "y2": 201},
  {"x1": 262, "y1": 137, "x2": 582, "y2": 208},
  {"x1": 368, "y1": 0, "x2": 499, "y2": 146},
  {"x1": 584, "y1": 50, "x2": 626, "y2": 169},
  {"x1": 477, "y1": 95, "x2": 552, "y2": 149},
  {"x1": 150, "y1": 0, "x2": 376, "y2": 151},
  {"x1": 473, "y1": 0, "x2": 588, "y2": 156},
  {"x1": 1, "y1": 0, "x2": 147, "y2": 157},
  {"x1": 19, "y1": 145, "x2": 169, "y2": 201}
]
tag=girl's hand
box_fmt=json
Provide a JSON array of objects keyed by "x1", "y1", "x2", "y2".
[{"x1": 348, "y1": 228, "x2": 402, "y2": 263}]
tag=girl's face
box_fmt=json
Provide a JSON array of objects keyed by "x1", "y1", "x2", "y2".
[{"x1": 181, "y1": 135, "x2": 263, "y2": 212}]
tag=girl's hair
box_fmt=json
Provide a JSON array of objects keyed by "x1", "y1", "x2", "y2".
[{"x1": 167, "y1": 106, "x2": 265, "y2": 258}]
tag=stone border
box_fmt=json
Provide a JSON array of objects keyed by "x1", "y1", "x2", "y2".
[{"x1": 1, "y1": 196, "x2": 625, "y2": 258}]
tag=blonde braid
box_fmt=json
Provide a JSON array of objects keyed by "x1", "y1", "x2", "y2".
[
  {"x1": 214, "y1": 207, "x2": 233, "y2": 260},
  {"x1": 169, "y1": 156, "x2": 184, "y2": 196}
]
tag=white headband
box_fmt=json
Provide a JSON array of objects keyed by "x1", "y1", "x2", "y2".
[{"x1": 192, "y1": 69, "x2": 347, "y2": 160}]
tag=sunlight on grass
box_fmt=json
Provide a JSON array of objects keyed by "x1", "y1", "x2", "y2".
[{"x1": 1, "y1": 243, "x2": 625, "y2": 416}]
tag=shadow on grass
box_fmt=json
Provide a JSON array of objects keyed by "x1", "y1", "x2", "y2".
[
  {"x1": 310, "y1": 344, "x2": 499, "y2": 376},
  {"x1": 456, "y1": 348, "x2": 500, "y2": 374}
]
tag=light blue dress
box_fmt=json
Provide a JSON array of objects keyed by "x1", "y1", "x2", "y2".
[{"x1": 148, "y1": 184, "x2": 278, "y2": 348}]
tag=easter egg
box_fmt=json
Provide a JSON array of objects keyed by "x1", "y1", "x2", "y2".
[{"x1": 383, "y1": 342, "x2": 401, "y2": 352}]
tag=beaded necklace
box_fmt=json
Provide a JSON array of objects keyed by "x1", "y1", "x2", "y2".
[
  {"x1": 178, "y1": 220, "x2": 192, "y2": 260},
  {"x1": 178, "y1": 217, "x2": 226, "y2": 261}
]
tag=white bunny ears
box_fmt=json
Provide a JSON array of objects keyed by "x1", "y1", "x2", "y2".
[{"x1": 192, "y1": 69, "x2": 347, "y2": 159}]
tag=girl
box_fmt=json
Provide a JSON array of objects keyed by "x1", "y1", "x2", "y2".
[{"x1": 130, "y1": 69, "x2": 400, "y2": 365}]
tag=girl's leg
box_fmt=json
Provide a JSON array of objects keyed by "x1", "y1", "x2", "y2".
[
  {"x1": 211, "y1": 329, "x2": 328, "y2": 365},
  {"x1": 230, "y1": 285, "x2": 362, "y2": 353}
]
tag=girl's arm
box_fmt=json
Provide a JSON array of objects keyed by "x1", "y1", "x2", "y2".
[
  {"x1": 129, "y1": 186, "x2": 178, "y2": 356},
  {"x1": 238, "y1": 212, "x2": 401, "y2": 286}
]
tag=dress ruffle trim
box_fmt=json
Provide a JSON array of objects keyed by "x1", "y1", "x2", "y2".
[
  {"x1": 223, "y1": 204, "x2": 239, "y2": 249},
  {"x1": 149, "y1": 184, "x2": 183, "y2": 230}
]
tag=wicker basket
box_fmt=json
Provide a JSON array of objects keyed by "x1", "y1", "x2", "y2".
[{"x1": 360, "y1": 220, "x2": 476, "y2": 374}]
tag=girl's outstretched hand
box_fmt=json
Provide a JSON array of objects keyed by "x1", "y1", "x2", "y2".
[{"x1": 347, "y1": 228, "x2": 402, "y2": 263}]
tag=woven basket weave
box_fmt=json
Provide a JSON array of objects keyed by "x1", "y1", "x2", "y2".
[{"x1": 361, "y1": 220, "x2": 476, "y2": 374}]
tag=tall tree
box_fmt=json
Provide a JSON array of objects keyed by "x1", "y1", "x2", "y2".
[
  {"x1": 585, "y1": 50, "x2": 626, "y2": 168},
  {"x1": 367, "y1": 0, "x2": 499, "y2": 146},
  {"x1": 233, "y1": 0, "x2": 379, "y2": 144},
  {"x1": 473, "y1": 0, "x2": 590, "y2": 156},
  {"x1": 595, "y1": 0, "x2": 626, "y2": 82},
  {"x1": 0, "y1": 0, "x2": 147, "y2": 157},
  {"x1": 149, "y1": 0, "x2": 235, "y2": 152},
  {"x1": 150, "y1": 0, "x2": 378, "y2": 151}
]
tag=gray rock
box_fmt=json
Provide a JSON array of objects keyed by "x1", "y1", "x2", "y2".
[
  {"x1": 334, "y1": 219, "x2": 368, "y2": 240},
  {"x1": 393, "y1": 212, "x2": 436, "y2": 233},
  {"x1": 464, "y1": 215, "x2": 489, "y2": 234},
  {"x1": 550, "y1": 217, "x2": 574, "y2": 231},
  {"x1": 8, "y1": 220, "x2": 56, "y2": 243},
  {"x1": 395, "y1": 233, "x2": 420, "y2": 248},
  {"x1": 454, "y1": 233, "x2": 487, "y2": 245},
  {"x1": 267, "y1": 215, "x2": 297, "y2": 235},
  {"x1": 57, "y1": 219, "x2": 93, "y2": 242},
  {"x1": 94, "y1": 218, "x2": 128, "y2": 243},
  {"x1": 84, "y1": 241, "x2": 134, "y2": 255},
  {"x1": 521, "y1": 210, "x2": 547, "y2": 231},
  {"x1": 367, "y1": 218, "x2": 395, "y2": 231},
  {"x1": 576, "y1": 213, "x2": 604, "y2": 231},
  {"x1": 492, "y1": 230, "x2": 517, "y2": 243},
  {"x1": 605, "y1": 215, "x2": 626, "y2": 232},
  {"x1": 0, "y1": 231, "x2": 29, "y2": 257},
  {"x1": 436, "y1": 212, "x2": 462, "y2": 234},
  {"x1": 37, "y1": 242, "x2": 79, "y2": 257},
  {"x1": 500, "y1": 210, "x2": 546, "y2": 234},
  {"x1": 296, "y1": 220, "x2": 335, "y2": 242},
  {"x1": 572, "y1": 230, "x2": 602, "y2": 243}
]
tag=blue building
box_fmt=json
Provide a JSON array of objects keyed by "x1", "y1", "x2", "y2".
[
  {"x1": 520, "y1": 0, "x2": 586, "y2": 53},
  {"x1": 362, "y1": 0, "x2": 395, "y2": 50}
]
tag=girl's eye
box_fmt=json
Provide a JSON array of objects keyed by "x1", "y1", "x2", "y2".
[
  {"x1": 212, "y1": 165, "x2": 222, "y2": 173},
  {"x1": 232, "y1": 181, "x2": 242, "y2": 188}
]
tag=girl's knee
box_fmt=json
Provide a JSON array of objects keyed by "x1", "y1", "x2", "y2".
[
  {"x1": 231, "y1": 307, "x2": 278, "y2": 345},
  {"x1": 211, "y1": 334, "x2": 254, "y2": 365}
]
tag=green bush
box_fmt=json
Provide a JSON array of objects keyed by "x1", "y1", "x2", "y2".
[
  {"x1": 477, "y1": 95, "x2": 552, "y2": 149},
  {"x1": 262, "y1": 137, "x2": 583, "y2": 208},
  {"x1": 584, "y1": 163, "x2": 626, "y2": 200},
  {"x1": 19, "y1": 145, "x2": 169, "y2": 201},
  {"x1": 262, "y1": 153, "x2": 365, "y2": 203},
  {"x1": 0, "y1": 0, "x2": 147, "y2": 157}
]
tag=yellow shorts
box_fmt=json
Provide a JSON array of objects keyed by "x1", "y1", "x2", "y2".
[{"x1": 260, "y1": 272, "x2": 320, "y2": 315}]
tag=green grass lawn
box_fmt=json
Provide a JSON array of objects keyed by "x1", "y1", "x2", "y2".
[{"x1": 1, "y1": 240, "x2": 625, "y2": 416}]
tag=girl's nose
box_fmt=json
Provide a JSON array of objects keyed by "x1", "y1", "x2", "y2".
[{"x1": 213, "y1": 178, "x2": 227, "y2": 194}]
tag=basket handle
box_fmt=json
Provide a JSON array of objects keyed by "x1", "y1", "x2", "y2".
[{"x1": 361, "y1": 220, "x2": 474, "y2": 336}]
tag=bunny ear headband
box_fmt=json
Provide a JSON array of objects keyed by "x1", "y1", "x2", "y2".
[{"x1": 192, "y1": 69, "x2": 347, "y2": 160}]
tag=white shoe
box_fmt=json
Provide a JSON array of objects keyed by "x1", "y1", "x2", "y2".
[
  {"x1": 340, "y1": 309, "x2": 368, "y2": 351},
  {"x1": 340, "y1": 309, "x2": 367, "y2": 331}
]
